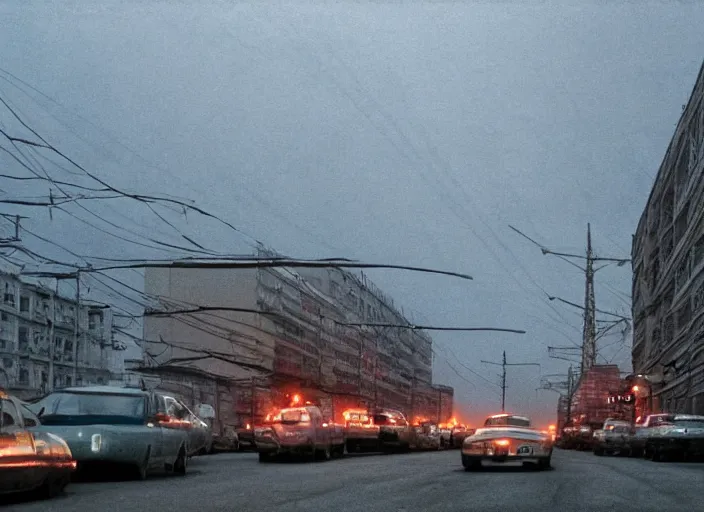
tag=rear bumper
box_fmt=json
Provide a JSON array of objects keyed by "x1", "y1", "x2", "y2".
[
  {"x1": 255, "y1": 439, "x2": 315, "y2": 455},
  {"x1": 462, "y1": 453, "x2": 547, "y2": 466},
  {"x1": 0, "y1": 458, "x2": 75, "y2": 495}
]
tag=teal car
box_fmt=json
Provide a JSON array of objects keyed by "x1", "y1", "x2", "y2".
[{"x1": 28, "y1": 385, "x2": 189, "y2": 480}]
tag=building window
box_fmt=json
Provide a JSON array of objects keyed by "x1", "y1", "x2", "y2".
[
  {"x1": 18, "y1": 326, "x2": 29, "y2": 352},
  {"x1": 18, "y1": 367, "x2": 29, "y2": 386},
  {"x1": 19, "y1": 296, "x2": 30, "y2": 313},
  {"x1": 3, "y1": 283, "x2": 15, "y2": 306}
]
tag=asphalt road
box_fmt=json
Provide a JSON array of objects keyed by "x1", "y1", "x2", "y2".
[{"x1": 4, "y1": 449, "x2": 704, "y2": 512}]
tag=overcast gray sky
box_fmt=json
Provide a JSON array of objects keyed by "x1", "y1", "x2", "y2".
[{"x1": 2, "y1": 0, "x2": 703, "y2": 425}]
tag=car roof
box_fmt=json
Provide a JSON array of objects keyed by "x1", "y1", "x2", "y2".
[
  {"x1": 486, "y1": 413, "x2": 531, "y2": 422},
  {"x1": 673, "y1": 414, "x2": 704, "y2": 421},
  {"x1": 58, "y1": 385, "x2": 148, "y2": 396}
]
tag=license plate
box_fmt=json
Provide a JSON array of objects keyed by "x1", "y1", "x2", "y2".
[
  {"x1": 494, "y1": 448, "x2": 508, "y2": 457},
  {"x1": 516, "y1": 445, "x2": 533, "y2": 455}
]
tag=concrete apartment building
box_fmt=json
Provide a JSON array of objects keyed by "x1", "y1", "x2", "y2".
[
  {"x1": 140, "y1": 251, "x2": 453, "y2": 430},
  {"x1": 0, "y1": 271, "x2": 124, "y2": 398},
  {"x1": 631, "y1": 61, "x2": 704, "y2": 415}
]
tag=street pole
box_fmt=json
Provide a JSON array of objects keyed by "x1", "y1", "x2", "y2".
[
  {"x1": 501, "y1": 351, "x2": 507, "y2": 412},
  {"x1": 482, "y1": 351, "x2": 540, "y2": 413},
  {"x1": 581, "y1": 224, "x2": 597, "y2": 375},
  {"x1": 566, "y1": 366, "x2": 574, "y2": 423},
  {"x1": 72, "y1": 271, "x2": 80, "y2": 384}
]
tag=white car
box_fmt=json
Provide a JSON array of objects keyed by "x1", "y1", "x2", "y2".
[{"x1": 461, "y1": 413, "x2": 553, "y2": 471}]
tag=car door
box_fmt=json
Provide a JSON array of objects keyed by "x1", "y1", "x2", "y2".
[
  {"x1": 180, "y1": 401, "x2": 205, "y2": 452},
  {"x1": 159, "y1": 395, "x2": 188, "y2": 458},
  {"x1": 146, "y1": 393, "x2": 165, "y2": 468},
  {"x1": 310, "y1": 408, "x2": 327, "y2": 447}
]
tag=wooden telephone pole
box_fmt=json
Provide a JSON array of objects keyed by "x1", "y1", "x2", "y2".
[{"x1": 482, "y1": 351, "x2": 540, "y2": 412}]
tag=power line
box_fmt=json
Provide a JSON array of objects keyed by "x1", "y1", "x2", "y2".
[{"x1": 481, "y1": 351, "x2": 541, "y2": 412}]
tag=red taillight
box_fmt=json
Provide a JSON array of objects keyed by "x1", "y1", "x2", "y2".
[
  {"x1": 153, "y1": 413, "x2": 171, "y2": 424},
  {"x1": 494, "y1": 439, "x2": 510, "y2": 447}
]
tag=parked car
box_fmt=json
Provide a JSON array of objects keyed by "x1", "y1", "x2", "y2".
[
  {"x1": 412, "y1": 422, "x2": 442, "y2": 450},
  {"x1": 643, "y1": 414, "x2": 704, "y2": 461},
  {"x1": 27, "y1": 385, "x2": 189, "y2": 480},
  {"x1": 0, "y1": 389, "x2": 76, "y2": 499},
  {"x1": 450, "y1": 425, "x2": 474, "y2": 448},
  {"x1": 593, "y1": 420, "x2": 631, "y2": 456},
  {"x1": 254, "y1": 405, "x2": 345, "y2": 462},
  {"x1": 461, "y1": 413, "x2": 553, "y2": 471},
  {"x1": 374, "y1": 409, "x2": 414, "y2": 453},
  {"x1": 211, "y1": 425, "x2": 240, "y2": 453},
  {"x1": 627, "y1": 413, "x2": 674, "y2": 457}
]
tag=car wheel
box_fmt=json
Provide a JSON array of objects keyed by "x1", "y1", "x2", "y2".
[
  {"x1": 258, "y1": 452, "x2": 275, "y2": 463},
  {"x1": 173, "y1": 446, "x2": 188, "y2": 475},
  {"x1": 538, "y1": 457, "x2": 552, "y2": 470},
  {"x1": 316, "y1": 446, "x2": 332, "y2": 461},
  {"x1": 463, "y1": 461, "x2": 481, "y2": 471},
  {"x1": 39, "y1": 474, "x2": 68, "y2": 499},
  {"x1": 134, "y1": 449, "x2": 150, "y2": 480}
]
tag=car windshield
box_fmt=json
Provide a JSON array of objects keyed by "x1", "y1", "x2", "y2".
[
  {"x1": 31, "y1": 392, "x2": 146, "y2": 426},
  {"x1": 484, "y1": 416, "x2": 531, "y2": 427},
  {"x1": 346, "y1": 413, "x2": 370, "y2": 423},
  {"x1": 274, "y1": 409, "x2": 310, "y2": 424}
]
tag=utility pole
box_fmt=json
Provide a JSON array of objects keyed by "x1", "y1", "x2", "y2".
[
  {"x1": 566, "y1": 366, "x2": 574, "y2": 423},
  {"x1": 581, "y1": 224, "x2": 597, "y2": 375},
  {"x1": 509, "y1": 224, "x2": 630, "y2": 374},
  {"x1": 482, "y1": 351, "x2": 540, "y2": 412},
  {"x1": 73, "y1": 271, "x2": 80, "y2": 384},
  {"x1": 0, "y1": 214, "x2": 27, "y2": 243}
]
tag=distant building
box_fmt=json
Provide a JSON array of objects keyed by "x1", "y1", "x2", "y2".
[
  {"x1": 0, "y1": 271, "x2": 124, "y2": 398},
  {"x1": 140, "y1": 249, "x2": 453, "y2": 430},
  {"x1": 631, "y1": 61, "x2": 704, "y2": 415}
]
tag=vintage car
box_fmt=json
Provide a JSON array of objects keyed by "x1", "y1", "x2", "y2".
[
  {"x1": 592, "y1": 420, "x2": 631, "y2": 456},
  {"x1": 254, "y1": 405, "x2": 345, "y2": 462},
  {"x1": 0, "y1": 389, "x2": 76, "y2": 498},
  {"x1": 461, "y1": 413, "x2": 553, "y2": 471},
  {"x1": 374, "y1": 409, "x2": 414, "y2": 453},
  {"x1": 642, "y1": 414, "x2": 704, "y2": 461},
  {"x1": 343, "y1": 409, "x2": 380, "y2": 453},
  {"x1": 412, "y1": 422, "x2": 442, "y2": 450},
  {"x1": 28, "y1": 385, "x2": 190, "y2": 480},
  {"x1": 450, "y1": 425, "x2": 475, "y2": 448},
  {"x1": 211, "y1": 425, "x2": 240, "y2": 453}
]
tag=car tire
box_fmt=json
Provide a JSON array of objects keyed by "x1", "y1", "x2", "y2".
[
  {"x1": 173, "y1": 446, "x2": 188, "y2": 476},
  {"x1": 39, "y1": 474, "x2": 68, "y2": 499},
  {"x1": 316, "y1": 446, "x2": 332, "y2": 461},
  {"x1": 538, "y1": 457, "x2": 552, "y2": 470},
  {"x1": 134, "y1": 449, "x2": 150, "y2": 480},
  {"x1": 463, "y1": 461, "x2": 481, "y2": 471},
  {"x1": 258, "y1": 452, "x2": 274, "y2": 463}
]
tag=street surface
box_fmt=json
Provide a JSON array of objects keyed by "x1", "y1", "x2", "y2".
[{"x1": 4, "y1": 449, "x2": 704, "y2": 511}]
